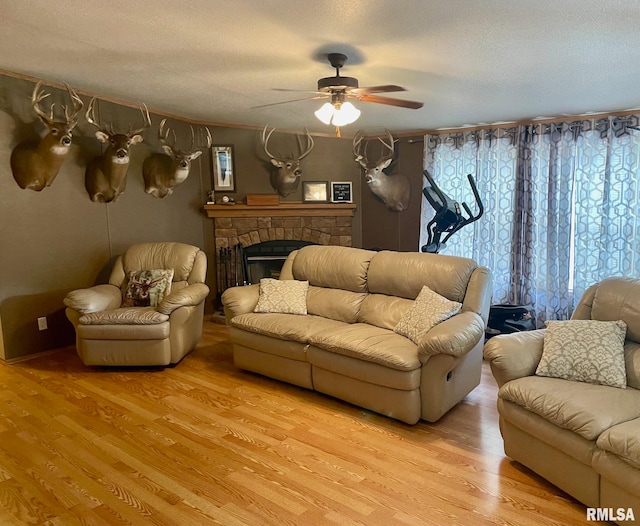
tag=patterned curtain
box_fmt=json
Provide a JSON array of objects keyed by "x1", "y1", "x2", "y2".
[{"x1": 421, "y1": 115, "x2": 640, "y2": 324}]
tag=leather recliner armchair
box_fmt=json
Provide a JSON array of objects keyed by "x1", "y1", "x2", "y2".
[{"x1": 64, "y1": 242, "x2": 209, "y2": 366}]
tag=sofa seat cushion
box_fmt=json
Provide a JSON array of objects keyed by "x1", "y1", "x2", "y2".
[
  {"x1": 597, "y1": 418, "x2": 640, "y2": 469},
  {"x1": 230, "y1": 313, "x2": 348, "y2": 344},
  {"x1": 309, "y1": 323, "x2": 420, "y2": 371},
  {"x1": 499, "y1": 376, "x2": 640, "y2": 441}
]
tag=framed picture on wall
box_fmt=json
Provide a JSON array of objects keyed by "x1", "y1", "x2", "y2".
[
  {"x1": 302, "y1": 181, "x2": 329, "y2": 203},
  {"x1": 211, "y1": 145, "x2": 236, "y2": 192},
  {"x1": 331, "y1": 181, "x2": 353, "y2": 203}
]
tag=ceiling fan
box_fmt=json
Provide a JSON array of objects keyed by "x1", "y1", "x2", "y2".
[{"x1": 256, "y1": 53, "x2": 424, "y2": 129}]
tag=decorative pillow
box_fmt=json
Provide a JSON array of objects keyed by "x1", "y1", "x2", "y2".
[
  {"x1": 122, "y1": 269, "x2": 174, "y2": 308},
  {"x1": 253, "y1": 278, "x2": 309, "y2": 315},
  {"x1": 394, "y1": 285, "x2": 462, "y2": 344},
  {"x1": 536, "y1": 320, "x2": 627, "y2": 388}
]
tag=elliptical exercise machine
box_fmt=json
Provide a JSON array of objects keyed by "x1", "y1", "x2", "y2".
[
  {"x1": 421, "y1": 170, "x2": 484, "y2": 254},
  {"x1": 421, "y1": 170, "x2": 537, "y2": 336}
]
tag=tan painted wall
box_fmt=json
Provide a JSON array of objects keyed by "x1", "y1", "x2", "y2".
[
  {"x1": 0, "y1": 74, "x2": 361, "y2": 360},
  {"x1": 360, "y1": 136, "x2": 424, "y2": 251}
]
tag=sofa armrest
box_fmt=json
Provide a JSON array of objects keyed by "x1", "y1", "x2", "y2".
[
  {"x1": 483, "y1": 329, "x2": 545, "y2": 387},
  {"x1": 221, "y1": 284, "x2": 260, "y2": 321},
  {"x1": 63, "y1": 284, "x2": 122, "y2": 314},
  {"x1": 158, "y1": 283, "x2": 210, "y2": 315},
  {"x1": 418, "y1": 311, "x2": 485, "y2": 362}
]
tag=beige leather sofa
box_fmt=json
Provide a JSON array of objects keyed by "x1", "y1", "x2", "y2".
[
  {"x1": 484, "y1": 277, "x2": 640, "y2": 517},
  {"x1": 221, "y1": 245, "x2": 492, "y2": 424},
  {"x1": 65, "y1": 242, "x2": 209, "y2": 366}
]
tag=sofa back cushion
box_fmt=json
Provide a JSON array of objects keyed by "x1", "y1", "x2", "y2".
[
  {"x1": 573, "y1": 276, "x2": 640, "y2": 389},
  {"x1": 306, "y1": 286, "x2": 367, "y2": 323},
  {"x1": 625, "y1": 341, "x2": 640, "y2": 390},
  {"x1": 587, "y1": 277, "x2": 640, "y2": 344},
  {"x1": 110, "y1": 242, "x2": 206, "y2": 289},
  {"x1": 291, "y1": 245, "x2": 375, "y2": 293},
  {"x1": 358, "y1": 294, "x2": 413, "y2": 330},
  {"x1": 367, "y1": 251, "x2": 477, "y2": 302}
]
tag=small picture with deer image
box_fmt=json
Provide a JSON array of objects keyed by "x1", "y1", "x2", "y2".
[{"x1": 211, "y1": 145, "x2": 235, "y2": 192}]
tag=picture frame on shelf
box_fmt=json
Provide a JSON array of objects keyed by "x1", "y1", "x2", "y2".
[
  {"x1": 330, "y1": 181, "x2": 353, "y2": 203},
  {"x1": 211, "y1": 145, "x2": 236, "y2": 192},
  {"x1": 302, "y1": 181, "x2": 329, "y2": 203}
]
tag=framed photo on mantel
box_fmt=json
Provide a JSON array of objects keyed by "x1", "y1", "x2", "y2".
[
  {"x1": 303, "y1": 181, "x2": 329, "y2": 203},
  {"x1": 331, "y1": 181, "x2": 353, "y2": 203},
  {"x1": 211, "y1": 145, "x2": 236, "y2": 192}
]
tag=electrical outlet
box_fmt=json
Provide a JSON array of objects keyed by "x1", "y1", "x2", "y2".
[{"x1": 37, "y1": 317, "x2": 48, "y2": 331}]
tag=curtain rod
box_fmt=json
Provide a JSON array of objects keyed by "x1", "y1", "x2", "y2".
[{"x1": 419, "y1": 108, "x2": 640, "y2": 135}]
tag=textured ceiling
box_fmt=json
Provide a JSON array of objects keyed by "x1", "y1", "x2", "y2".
[{"x1": 2, "y1": 0, "x2": 640, "y2": 134}]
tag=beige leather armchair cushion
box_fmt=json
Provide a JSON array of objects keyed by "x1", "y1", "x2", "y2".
[
  {"x1": 109, "y1": 242, "x2": 208, "y2": 291},
  {"x1": 500, "y1": 376, "x2": 640, "y2": 441},
  {"x1": 574, "y1": 277, "x2": 640, "y2": 343},
  {"x1": 80, "y1": 307, "x2": 168, "y2": 325}
]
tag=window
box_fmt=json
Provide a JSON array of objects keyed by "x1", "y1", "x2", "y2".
[{"x1": 422, "y1": 117, "x2": 640, "y2": 323}]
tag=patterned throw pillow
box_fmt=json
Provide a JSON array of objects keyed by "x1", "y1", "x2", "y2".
[
  {"x1": 536, "y1": 320, "x2": 627, "y2": 388},
  {"x1": 394, "y1": 285, "x2": 462, "y2": 344},
  {"x1": 254, "y1": 278, "x2": 309, "y2": 315},
  {"x1": 122, "y1": 269, "x2": 174, "y2": 308}
]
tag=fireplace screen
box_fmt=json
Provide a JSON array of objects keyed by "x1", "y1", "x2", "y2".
[{"x1": 217, "y1": 240, "x2": 316, "y2": 299}]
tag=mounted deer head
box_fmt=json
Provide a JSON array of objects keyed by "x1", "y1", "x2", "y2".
[
  {"x1": 142, "y1": 119, "x2": 212, "y2": 198},
  {"x1": 84, "y1": 98, "x2": 151, "y2": 203},
  {"x1": 10, "y1": 81, "x2": 84, "y2": 191},
  {"x1": 260, "y1": 126, "x2": 314, "y2": 197},
  {"x1": 353, "y1": 129, "x2": 410, "y2": 212}
]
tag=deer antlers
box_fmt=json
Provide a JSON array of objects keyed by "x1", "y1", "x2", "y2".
[
  {"x1": 352, "y1": 129, "x2": 395, "y2": 169},
  {"x1": 31, "y1": 81, "x2": 84, "y2": 128},
  {"x1": 261, "y1": 125, "x2": 314, "y2": 162},
  {"x1": 159, "y1": 119, "x2": 212, "y2": 154},
  {"x1": 85, "y1": 97, "x2": 151, "y2": 136}
]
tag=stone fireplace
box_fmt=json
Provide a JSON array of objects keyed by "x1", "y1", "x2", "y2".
[
  {"x1": 211, "y1": 213, "x2": 353, "y2": 251},
  {"x1": 204, "y1": 202, "x2": 356, "y2": 300}
]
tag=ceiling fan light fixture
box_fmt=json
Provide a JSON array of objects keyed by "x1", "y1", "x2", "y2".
[
  {"x1": 314, "y1": 102, "x2": 335, "y2": 125},
  {"x1": 314, "y1": 100, "x2": 361, "y2": 126},
  {"x1": 331, "y1": 101, "x2": 361, "y2": 126}
]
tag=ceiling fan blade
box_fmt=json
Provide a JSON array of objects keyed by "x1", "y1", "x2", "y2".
[
  {"x1": 354, "y1": 94, "x2": 424, "y2": 109},
  {"x1": 252, "y1": 95, "x2": 327, "y2": 109},
  {"x1": 271, "y1": 88, "x2": 322, "y2": 94},
  {"x1": 349, "y1": 85, "x2": 407, "y2": 95}
]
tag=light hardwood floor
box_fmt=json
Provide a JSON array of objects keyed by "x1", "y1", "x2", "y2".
[{"x1": 0, "y1": 322, "x2": 605, "y2": 525}]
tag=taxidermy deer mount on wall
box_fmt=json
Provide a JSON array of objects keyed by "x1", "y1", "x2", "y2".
[
  {"x1": 10, "y1": 81, "x2": 84, "y2": 191},
  {"x1": 353, "y1": 129, "x2": 410, "y2": 212},
  {"x1": 142, "y1": 119, "x2": 212, "y2": 198},
  {"x1": 260, "y1": 126, "x2": 314, "y2": 197},
  {"x1": 84, "y1": 98, "x2": 151, "y2": 203}
]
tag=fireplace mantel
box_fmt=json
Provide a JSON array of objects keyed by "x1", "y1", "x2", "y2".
[{"x1": 203, "y1": 202, "x2": 356, "y2": 218}]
